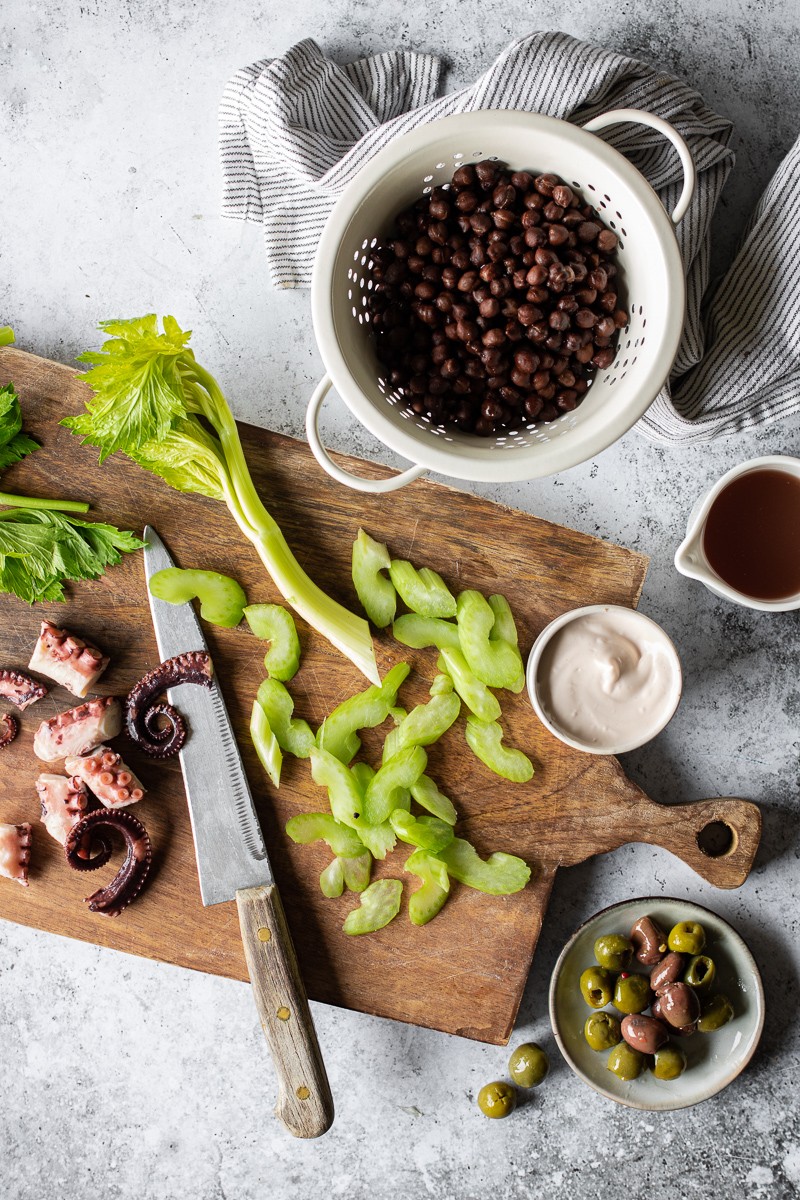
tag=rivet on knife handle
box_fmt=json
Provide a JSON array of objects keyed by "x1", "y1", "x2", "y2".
[{"x1": 236, "y1": 882, "x2": 334, "y2": 1138}]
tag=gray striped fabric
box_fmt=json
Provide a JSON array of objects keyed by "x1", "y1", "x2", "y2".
[{"x1": 219, "y1": 31, "x2": 800, "y2": 445}]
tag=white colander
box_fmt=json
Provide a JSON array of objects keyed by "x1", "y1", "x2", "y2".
[{"x1": 308, "y1": 109, "x2": 695, "y2": 492}]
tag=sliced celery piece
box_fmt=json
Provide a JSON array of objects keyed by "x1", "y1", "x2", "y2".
[
  {"x1": 389, "y1": 809, "x2": 454, "y2": 853},
  {"x1": 244, "y1": 603, "x2": 301, "y2": 681},
  {"x1": 149, "y1": 566, "x2": 247, "y2": 629},
  {"x1": 456, "y1": 589, "x2": 525, "y2": 690},
  {"x1": 381, "y1": 692, "x2": 461, "y2": 763},
  {"x1": 316, "y1": 661, "x2": 410, "y2": 764},
  {"x1": 285, "y1": 812, "x2": 365, "y2": 857},
  {"x1": 352, "y1": 528, "x2": 396, "y2": 628},
  {"x1": 435, "y1": 837, "x2": 530, "y2": 894},
  {"x1": 320, "y1": 857, "x2": 345, "y2": 898},
  {"x1": 392, "y1": 613, "x2": 460, "y2": 651},
  {"x1": 341, "y1": 854, "x2": 371, "y2": 892},
  {"x1": 249, "y1": 699, "x2": 282, "y2": 787},
  {"x1": 438, "y1": 648, "x2": 501, "y2": 722},
  {"x1": 309, "y1": 746, "x2": 365, "y2": 830},
  {"x1": 405, "y1": 848, "x2": 450, "y2": 926},
  {"x1": 388, "y1": 560, "x2": 456, "y2": 618},
  {"x1": 464, "y1": 714, "x2": 534, "y2": 782},
  {"x1": 362, "y1": 744, "x2": 428, "y2": 825},
  {"x1": 429, "y1": 673, "x2": 454, "y2": 696},
  {"x1": 410, "y1": 774, "x2": 458, "y2": 825},
  {"x1": 343, "y1": 879, "x2": 403, "y2": 935},
  {"x1": 256, "y1": 678, "x2": 315, "y2": 758},
  {"x1": 488, "y1": 593, "x2": 525, "y2": 692}
]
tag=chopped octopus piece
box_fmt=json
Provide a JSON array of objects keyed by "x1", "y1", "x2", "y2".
[
  {"x1": 36, "y1": 773, "x2": 89, "y2": 845},
  {"x1": 65, "y1": 746, "x2": 145, "y2": 808},
  {"x1": 0, "y1": 822, "x2": 32, "y2": 886},
  {"x1": 0, "y1": 713, "x2": 18, "y2": 748},
  {"x1": 33, "y1": 696, "x2": 122, "y2": 762},
  {"x1": 28, "y1": 620, "x2": 109, "y2": 698},
  {"x1": 126, "y1": 650, "x2": 213, "y2": 758},
  {"x1": 65, "y1": 809, "x2": 152, "y2": 916},
  {"x1": 0, "y1": 668, "x2": 47, "y2": 710}
]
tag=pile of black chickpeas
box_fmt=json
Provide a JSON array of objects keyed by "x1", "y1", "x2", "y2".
[
  {"x1": 366, "y1": 160, "x2": 629, "y2": 436},
  {"x1": 580, "y1": 914, "x2": 735, "y2": 1083}
]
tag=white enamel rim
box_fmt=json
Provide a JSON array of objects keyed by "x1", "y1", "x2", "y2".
[
  {"x1": 674, "y1": 454, "x2": 800, "y2": 611},
  {"x1": 310, "y1": 108, "x2": 691, "y2": 487},
  {"x1": 525, "y1": 604, "x2": 683, "y2": 755},
  {"x1": 549, "y1": 897, "x2": 766, "y2": 1112}
]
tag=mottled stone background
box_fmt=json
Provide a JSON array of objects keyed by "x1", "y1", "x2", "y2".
[{"x1": 1, "y1": 2, "x2": 799, "y2": 1197}]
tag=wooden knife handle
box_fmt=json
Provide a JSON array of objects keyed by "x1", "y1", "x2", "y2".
[{"x1": 236, "y1": 883, "x2": 334, "y2": 1138}]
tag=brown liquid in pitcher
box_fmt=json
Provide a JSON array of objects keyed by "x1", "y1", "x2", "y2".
[{"x1": 702, "y1": 468, "x2": 800, "y2": 600}]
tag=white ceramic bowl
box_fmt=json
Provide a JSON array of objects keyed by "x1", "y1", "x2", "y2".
[
  {"x1": 526, "y1": 604, "x2": 682, "y2": 755},
  {"x1": 549, "y1": 897, "x2": 765, "y2": 1111},
  {"x1": 307, "y1": 107, "x2": 695, "y2": 493}
]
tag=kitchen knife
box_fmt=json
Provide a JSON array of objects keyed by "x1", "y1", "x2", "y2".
[{"x1": 143, "y1": 525, "x2": 334, "y2": 1139}]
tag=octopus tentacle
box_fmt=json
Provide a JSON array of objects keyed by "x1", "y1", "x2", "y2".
[
  {"x1": 28, "y1": 620, "x2": 109, "y2": 698},
  {"x1": 33, "y1": 696, "x2": 122, "y2": 762},
  {"x1": 126, "y1": 651, "x2": 213, "y2": 759},
  {"x1": 0, "y1": 822, "x2": 33, "y2": 887},
  {"x1": 65, "y1": 810, "x2": 152, "y2": 916},
  {"x1": 0, "y1": 713, "x2": 18, "y2": 748},
  {"x1": 0, "y1": 668, "x2": 47, "y2": 710},
  {"x1": 65, "y1": 746, "x2": 146, "y2": 808},
  {"x1": 36, "y1": 774, "x2": 90, "y2": 845}
]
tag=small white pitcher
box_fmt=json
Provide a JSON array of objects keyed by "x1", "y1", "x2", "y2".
[{"x1": 674, "y1": 454, "x2": 800, "y2": 612}]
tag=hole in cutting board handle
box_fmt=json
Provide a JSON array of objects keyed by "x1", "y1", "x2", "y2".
[{"x1": 696, "y1": 821, "x2": 738, "y2": 858}]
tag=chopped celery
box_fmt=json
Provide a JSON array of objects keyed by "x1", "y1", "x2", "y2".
[
  {"x1": 465, "y1": 715, "x2": 534, "y2": 782},
  {"x1": 285, "y1": 812, "x2": 365, "y2": 857},
  {"x1": 320, "y1": 858, "x2": 345, "y2": 898},
  {"x1": 352, "y1": 528, "x2": 396, "y2": 628},
  {"x1": 351, "y1": 761, "x2": 399, "y2": 860},
  {"x1": 244, "y1": 603, "x2": 301, "y2": 681},
  {"x1": 410, "y1": 774, "x2": 458, "y2": 825},
  {"x1": 362, "y1": 744, "x2": 428, "y2": 825},
  {"x1": 341, "y1": 854, "x2": 371, "y2": 892},
  {"x1": 316, "y1": 662, "x2": 410, "y2": 764},
  {"x1": 389, "y1": 809, "x2": 454, "y2": 853},
  {"x1": 456, "y1": 590, "x2": 525, "y2": 690},
  {"x1": 392, "y1": 613, "x2": 461, "y2": 651},
  {"x1": 343, "y1": 879, "x2": 403, "y2": 935},
  {"x1": 389, "y1": 560, "x2": 456, "y2": 618},
  {"x1": 389, "y1": 706, "x2": 408, "y2": 724},
  {"x1": 488, "y1": 593, "x2": 525, "y2": 692},
  {"x1": 436, "y1": 837, "x2": 531, "y2": 895},
  {"x1": 405, "y1": 849, "x2": 450, "y2": 926},
  {"x1": 309, "y1": 747, "x2": 365, "y2": 829},
  {"x1": 249, "y1": 699, "x2": 282, "y2": 787},
  {"x1": 256, "y1": 679, "x2": 315, "y2": 758},
  {"x1": 149, "y1": 566, "x2": 247, "y2": 628},
  {"x1": 429, "y1": 673, "x2": 454, "y2": 696},
  {"x1": 381, "y1": 692, "x2": 461, "y2": 762},
  {"x1": 438, "y1": 648, "x2": 501, "y2": 722}
]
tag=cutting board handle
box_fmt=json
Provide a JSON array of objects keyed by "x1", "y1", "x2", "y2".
[
  {"x1": 236, "y1": 883, "x2": 334, "y2": 1138},
  {"x1": 634, "y1": 796, "x2": 761, "y2": 889}
]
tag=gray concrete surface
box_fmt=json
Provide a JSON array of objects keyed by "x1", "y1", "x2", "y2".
[{"x1": 1, "y1": 2, "x2": 799, "y2": 1197}]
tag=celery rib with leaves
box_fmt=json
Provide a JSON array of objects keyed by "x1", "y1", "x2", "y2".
[{"x1": 63, "y1": 316, "x2": 379, "y2": 684}]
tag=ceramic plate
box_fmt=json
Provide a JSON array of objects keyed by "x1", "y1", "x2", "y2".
[{"x1": 549, "y1": 897, "x2": 765, "y2": 1111}]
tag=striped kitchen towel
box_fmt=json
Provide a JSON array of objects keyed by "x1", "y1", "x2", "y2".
[{"x1": 219, "y1": 32, "x2": 800, "y2": 445}]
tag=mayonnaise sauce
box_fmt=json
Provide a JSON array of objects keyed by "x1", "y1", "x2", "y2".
[{"x1": 535, "y1": 609, "x2": 681, "y2": 750}]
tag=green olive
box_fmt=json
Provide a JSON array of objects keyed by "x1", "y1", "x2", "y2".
[
  {"x1": 477, "y1": 1081, "x2": 517, "y2": 1118},
  {"x1": 594, "y1": 934, "x2": 634, "y2": 971},
  {"x1": 612, "y1": 973, "x2": 651, "y2": 1014},
  {"x1": 606, "y1": 1042, "x2": 644, "y2": 1081},
  {"x1": 650, "y1": 1044, "x2": 687, "y2": 1080},
  {"x1": 684, "y1": 955, "x2": 716, "y2": 993},
  {"x1": 698, "y1": 993, "x2": 734, "y2": 1032},
  {"x1": 667, "y1": 921, "x2": 706, "y2": 955},
  {"x1": 580, "y1": 966, "x2": 614, "y2": 1008},
  {"x1": 508, "y1": 1042, "x2": 549, "y2": 1088},
  {"x1": 584, "y1": 1011, "x2": 622, "y2": 1051}
]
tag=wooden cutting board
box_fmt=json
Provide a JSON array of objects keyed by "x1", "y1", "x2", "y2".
[{"x1": 0, "y1": 349, "x2": 761, "y2": 1044}]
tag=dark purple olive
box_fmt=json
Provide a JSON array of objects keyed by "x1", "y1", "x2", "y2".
[
  {"x1": 650, "y1": 952, "x2": 685, "y2": 995},
  {"x1": 659, "y1": 982, "x2": 701, "y2": 1029},
  {"x1": 620, "y1": 1014, "x2": 669, "y2": 1055}
]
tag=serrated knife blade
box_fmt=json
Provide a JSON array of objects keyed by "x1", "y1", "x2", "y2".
[
  {"x1": 143, "y1": 525, "x2": 271, "y2": 905},
  {"x1": 142, "y1": 525, "x2": 334, "y2": 1138}
]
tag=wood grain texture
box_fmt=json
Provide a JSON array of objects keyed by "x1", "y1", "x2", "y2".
[
  {"x1": 236, "y1": 883, "x2": 334, "y2": 1138},
  {"x1": 0, "y1": 349, "x2": 761, "y2": 1044}
]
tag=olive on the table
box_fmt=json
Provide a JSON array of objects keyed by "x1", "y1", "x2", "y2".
[
  {"x1": 508, "y1": 1042, "x2": 549, "y2": 1087},
  {"x1": 580, "y1": 966, "x2": 614, "y2": 1008},
  {"x1": 698, "y1": 993, "x2": 734, "y2": 1032},
  {"x1": 584, "y1": 1011, "x2": 622, "y2": 1051},
  {"x1": 606, "y1": 1042, "x2": 645, "y2": 1081},
  {"x1": 668, "y1": 920, "x2": 706, "y2": 955},
  {"x1": 659, "y1": 981, "x2": 701, "y2": 1029},
  {"x1": 620, "y1": 1014, "x2": 669, "y2": 1055},
  {"x1": 651, "y1": 952, "x2": 685, "y2": 994},
  {"x1": 630, "y1": 915, "x2": 669, "y2": 965},
  {"x1": 684, "y1": 955, "x2": 716, "y2": 993},
  {"x1": 651, "y1": 1044, "x2": 687, "y2": 1080},
  {"x1": 613, "y1": 973, "x2": 651, "y2": 1014},
  {"x1": 594, "y1": 933, "x2": 634, "y2": 971},
  {"x1": 477, "y1": 1081, "x2": 517, "y2": 1118}
]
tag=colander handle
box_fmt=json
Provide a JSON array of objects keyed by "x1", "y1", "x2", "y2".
[
  {"x1": 582, "y1": 108, "x2": 696, "y2": 224},
  {"x1": 306, "y1": 375, "x2": 428, "y2": 494}
]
